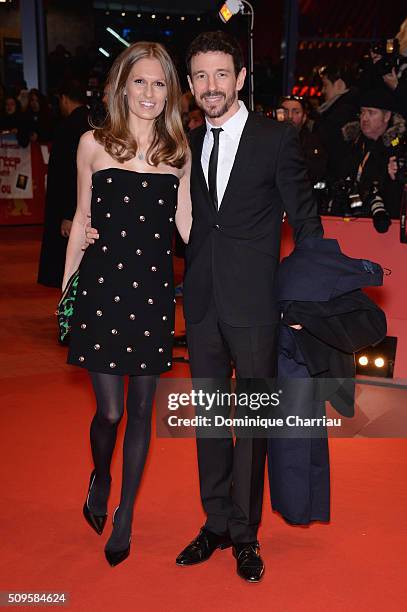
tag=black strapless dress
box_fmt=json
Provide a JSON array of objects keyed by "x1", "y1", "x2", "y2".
[{"x1": 67, "y1": 168, "x2": 179, "y2": 375}]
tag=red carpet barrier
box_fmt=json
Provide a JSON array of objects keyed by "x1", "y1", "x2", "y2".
[{"x1": 0, "y1": 140, "x2": 49, "y2": 225}]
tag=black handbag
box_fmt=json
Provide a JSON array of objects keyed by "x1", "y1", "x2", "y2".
[{"x1": 56, "y1": 270, "x2": 79, "y2": 344}]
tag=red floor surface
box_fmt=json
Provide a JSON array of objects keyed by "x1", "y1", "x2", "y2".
[{"x1": 1, "y1": 227, "x2": 407, "y2": 611}]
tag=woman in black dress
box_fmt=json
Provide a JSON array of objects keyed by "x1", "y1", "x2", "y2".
[{"x1": 62, "y1": 41, "x2": 191, "y2": 566}]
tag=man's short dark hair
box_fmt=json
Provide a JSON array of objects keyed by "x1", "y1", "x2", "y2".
[
  {"x1": 186, "y1": 31, "x2": 244, "y2": 77},
  {"x1": 57, "y1": 79, "x2": 86, "y2": 104},
  {"x1": 319, "y1": 63, "x2": 353, "y2": 88}
]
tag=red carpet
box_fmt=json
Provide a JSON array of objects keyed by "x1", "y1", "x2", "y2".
[{"x1": 1, "y1": 227, "x2": 406, "y2": 611}]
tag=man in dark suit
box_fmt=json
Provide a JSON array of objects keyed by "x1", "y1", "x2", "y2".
[
  {"x1": 37, "y1": 80, "x2": 89, "y2": 287},
  {"x1": 175, "y1": 31, "x2": 323, "y2": 582}
]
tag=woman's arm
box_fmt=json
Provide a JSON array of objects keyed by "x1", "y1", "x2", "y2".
[
  {"x1": 175, "y1": 149, "x2": 192, "y2": 244},
  {"x1": 62, "y1": 131, "x2": 94, "y2": 290}
]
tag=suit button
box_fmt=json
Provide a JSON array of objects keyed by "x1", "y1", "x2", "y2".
[{"x1": 213, "y1": 224, "x2": 220, "y2": 230}]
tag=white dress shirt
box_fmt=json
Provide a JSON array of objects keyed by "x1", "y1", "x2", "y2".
[{"x1": 201, "y1": 100, "x2": 249, "y2": 209}]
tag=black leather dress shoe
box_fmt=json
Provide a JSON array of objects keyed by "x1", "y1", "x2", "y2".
[
  {"x1": 82, "y1": 470, "x2": 107, "y2": 536},
  {"x1": 176, "y1": 527, "x2": 232, "y2": 566},
  {"x1": 233, "y1": 542, "x2": 264, "y2": 582}
]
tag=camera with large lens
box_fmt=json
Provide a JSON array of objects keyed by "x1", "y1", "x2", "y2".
[
  {"x1": 367, "y1": 180, "x2": 391, "y2": 233},
  {"x1": 371, "y1": 38, "x2": 401, "y2": 76}
]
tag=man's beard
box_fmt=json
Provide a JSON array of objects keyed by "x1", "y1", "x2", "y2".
[{"x1": 198, "y1": 90, "x2": 236, "y2": 119}]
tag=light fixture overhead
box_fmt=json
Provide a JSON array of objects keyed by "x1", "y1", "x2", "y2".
[
  {"x1": 98, "y1": 47, "x2": 110, "y2": 58},
  {"x1": 106, "y1": 27, "x2": 130, "y2": 47},
  {"x1": 219, "y1": 0, "x2": 243, "y2": 23}
]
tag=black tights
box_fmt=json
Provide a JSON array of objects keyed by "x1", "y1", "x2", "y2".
[{"x1": 88, "y1": 372, "x2": 157, "y2": 551}]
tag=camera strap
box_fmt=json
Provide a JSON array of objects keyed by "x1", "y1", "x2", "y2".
[{"x1": 356, "y1": 151, "x2": 371, "y2": 182}]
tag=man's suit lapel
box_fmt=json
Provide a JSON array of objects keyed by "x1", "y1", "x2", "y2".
[
  {"x1": 218, "y1": 113, "x2": 256, "y2": 215},
  {"x1": 190, "y1": 125, "x2": 215, "y2": 210}
]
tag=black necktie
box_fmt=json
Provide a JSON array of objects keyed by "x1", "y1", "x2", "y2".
[{"x1": 208, "y1": 127, "x2": 223, "y2": 209}]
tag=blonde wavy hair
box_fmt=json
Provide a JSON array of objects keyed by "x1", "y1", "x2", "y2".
[
  {"x1": 396, "y1": 18, "x2": 407, "y2": 55},
  {"x1": 94, "y1": 41, "x2": 188, "y2": 168}
]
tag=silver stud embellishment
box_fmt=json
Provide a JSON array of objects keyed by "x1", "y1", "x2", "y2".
[
  {"x1": 117, "y1": 263, "x2": 124, "y2": 269},
  {"x1": 171, "y1": 330, "x2": 175, "y2": 335},
  {"x1": 148, "y1": 298, "x2": 154, "y2": 304},
  {"x1": 106, "y1": 213, "x2": 111, "y2": 218},
  {"x1": 174, "y1": 184, "x2": 177, "y2": 189},
  {"x1": 141, "y1": 363, "x2": 147, "y2": 369},
  {"x1": 123, "y1": 195, "x2": 130, "y2": 203},
  {"x1": 94, "y1": 344, "x2": 100, "y2": 350},
  {"x1": 142, "y1": 181, "x2": 148, "y2": 188},
  {"x1": 162, "y1": 315, "x2": 167, "y2": 321},
  {"x1": 98, "y1": 277, "x2": 104, "y2": 284},
  {"x1": 111, "y1": 329, "x2": 118, "y2": 335},
  {"x1": 129, "y1": 314, "x2": 136, "y2": 320},
  {"x1": 96, "y1": 310, "x2": 103, "y2": 316},
  {"x1": 80, "y1": 323, "x2": 87, "y2": 329},
  {"x1": 136, "y1": 249, "x2": 142, "y2": 256},
  {"x1": 109, "y1": 362, "x2": 116, "y2": 368},
  {"x1": 96, "y1": 197, "x2": 102, "y2": 202},
  {"x1": 126, "y1": 347, "x2": 133, "y2": 353},
  {"x1": 151, "y1": 266, "x2": 157, "y2": 272},
  {"x1": 158, "y1": 348, "x2": 164, "y2": 353},
  {"x1": 82, "y1": 290, "x2": 87, "y2": 295},
  {"x1": 121, "y1": 230, "x2": 127, "y2": 237},
  {"x1": 166, "y1": 250, "x2": 171, "y2": 255},
  {"x1": 114, "y1": 296, "x2": 120, "y2": 302},
  {"x1": 139, "y1": 216, "x2": 145, "y2": 222},
  {"x1": 144, "y1": 331, "x2": 150, "y2": 337},
  {"x1": 158, "y1": 199, "x2": 164, "y2": 205},
  {"x1": 79, "y1": 356, "x2": 85, "y2": 362},
  {"x1": 164, "y1": 282, "x2": 169, "y2": 287},
  {"x1": 154, "y1": 233, "x2": 160, "y2": 239},
  {"x1": 106, "y1": 177, "x2": 112, "y2": 183},
  {"x1": 102, "y1": 246, "x2": 108, "y2": 252},
  {"x1": 132, "y1": 281, "x2": 139, "y2": 288},
  {"x1": 169, "y1": 217, "x2": 174, "y2": 223},
  {"x1": 167, "y1": 362, "x2": 171, "y2": 367}
]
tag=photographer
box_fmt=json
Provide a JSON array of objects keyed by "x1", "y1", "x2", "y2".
[
  {"x1": 315, "y1": 63, "x2": 360, "y2": 181},
  {"x1": 361, "y1": 19, "x2": 407, "y2": 120},
  {"x1": 279, "y1": 95, "x2": 328, "y2": 185},
  {"x1": 336, "y1": 89, "x2": 404, "y2": 232}
]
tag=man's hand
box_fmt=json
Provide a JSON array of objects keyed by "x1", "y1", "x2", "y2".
[
  {"x1": 388, "y1": 156, "x2": 397, "y2": 181},
  {"x1": 61, "y1": 219, "x2": 72, "y2": 237},
  {"x1": 383, "y1": 68, "x2": 398, "y2": 91},
  {"x1": 85, "y1": 221, "x2": 99, "y2": 245}
]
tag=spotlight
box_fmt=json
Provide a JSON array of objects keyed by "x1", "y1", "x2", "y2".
[
  {"x1": 219, "y1": 0, "x2": 243, "y2": 23},
  {"x1": 98, "y1": 47, "x2": 110, "y2": 58},
  {"x1": 106, "y1": 26, "x2": 130, "y2": 47},
  {"x1": 355, "y1": 336, "x2": 397, "y2": 378}
]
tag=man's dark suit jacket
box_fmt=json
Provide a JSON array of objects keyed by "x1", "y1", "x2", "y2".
[{"x1": 183, "y1": 112, "x2": 323, "y2": 327}]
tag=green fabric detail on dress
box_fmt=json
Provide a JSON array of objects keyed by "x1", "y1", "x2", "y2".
[{"x1": 57, "y1": 270, "x2": 79, "y2": 342}]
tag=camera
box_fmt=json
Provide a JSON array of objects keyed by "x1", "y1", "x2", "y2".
[
  {"x1": 371, "y1": 38, "x2": 401, "y2": 76},
  {"x1": 367, "y1": 181, "x2": 391, "y2": 233}
]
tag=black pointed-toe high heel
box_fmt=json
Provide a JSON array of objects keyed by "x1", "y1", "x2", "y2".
[
  {"x1": 83, "y1": 470, "x2": 108, "y2": 536},
  {"x1": 104, "y1": 507, "x2": 131, "y2": 567}
]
